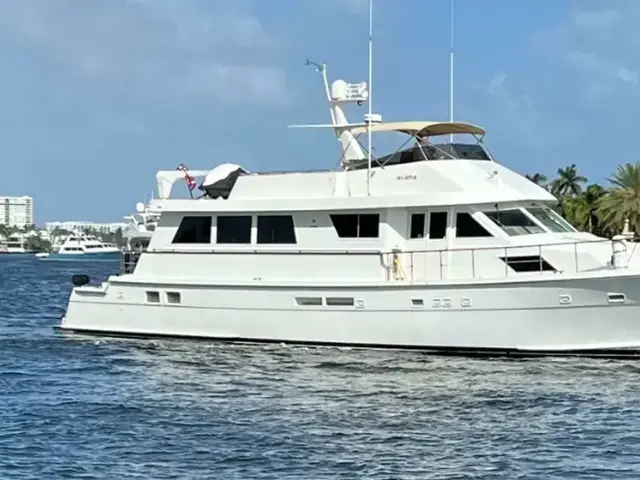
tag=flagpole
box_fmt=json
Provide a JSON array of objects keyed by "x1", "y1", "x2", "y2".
[
  {"x1": 449, "y1": 0, "x2": 454, "y2": 143},
  {"x1": 366, "y1": 0, "x2": 373, "y2": 196}
]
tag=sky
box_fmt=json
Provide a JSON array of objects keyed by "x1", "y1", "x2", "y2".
[{"x1": 0, "y1": 0, "x2": 636, "y2": 224}]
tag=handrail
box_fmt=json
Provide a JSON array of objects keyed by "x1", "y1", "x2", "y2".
[
  {"x1": 149, "y1": 238, "x2": 613, "y2": 256},
  {"x1": 125, "y1": 237, "x2": 627, "y2": 283}
]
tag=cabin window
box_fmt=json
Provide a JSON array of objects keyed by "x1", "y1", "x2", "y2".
[
  {"x1": 526, "y1": 206, "x2": 575, "y2": 233},
  {"x1": 410, "y1": 213, "x2": 425, "y2": 239},
  {"x1": 216, "y1": 215, "x2": 252, "y2": 244},
  {"x1": 257, "y1": 215, "x2": 297, "y2": 244},
  {"x1": 484, "y1": 209, "x2": 545, "y2": 236},
  {"x1": 455, "y1": 213, "x2": 492, "y2": 238},
  {"x1": 330, "y1": 213, "x2": 379, "y2": 238},
  {"x1": 429, "y1": 212, "x2": 448, "y2": 239},
  {"x1": 172, "y1": 216, "x2": 212, "y2": 244},
  {"x1": 500, "y1": 255, "x2": 556, "y2": 272}
]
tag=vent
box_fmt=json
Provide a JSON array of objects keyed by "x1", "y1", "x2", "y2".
[{"x1": 607, "y1": 293, "x2": 626, "y2": 303}]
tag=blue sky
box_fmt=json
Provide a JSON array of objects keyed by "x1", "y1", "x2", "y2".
[{"x1": 0, "y1": 0, "x2": 635, "y2": 223}]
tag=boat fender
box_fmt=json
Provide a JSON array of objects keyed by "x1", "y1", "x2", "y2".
[{"x1": 72, "y1": 274, "x2": 90, "y2": 287}]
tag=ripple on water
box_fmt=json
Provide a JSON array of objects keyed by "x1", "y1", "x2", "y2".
[{"x1": 1, "y1": 257, "x2": 640, "y2": 478}]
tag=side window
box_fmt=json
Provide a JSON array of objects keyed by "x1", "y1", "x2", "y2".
[
  {"x1": 429, "y1": 212, "x2": 448, "y2": 239},
  {"x1": 257, "y1": 215, "x2": 297, "y2": 244},
  {"x1": 330, "y1": 214, "x2": 380, "y2": 238},
  {"x1": 456, "y1": 212, "x2": 492, "y2": 238},
  {"x1": 172, "y1": 216, "x2": 212, "y2": 244},
  {"x1": 410, "y1": 213, "x2": 425, "y2": 239},
  {"x1": 216, "y1": 215, "x2": 252, "y2": 244}
]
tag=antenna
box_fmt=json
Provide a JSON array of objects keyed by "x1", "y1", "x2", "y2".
[
  {"x1": 366, "y1": 0, "x2": 373, "y2": 196},
  {"x1": 449, "y1": 0, "x2": 454, "y2": 143},
  {"x1": 305, "y1": 58, "x2": 331, "y2": 102}
]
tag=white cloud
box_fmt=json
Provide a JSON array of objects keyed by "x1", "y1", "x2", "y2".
[
  {"x1": 474, "y1": 73, "x2": 540, "y2": 142},
  {"x1": 0, "y1": 0, "x2": 288, "y2": 107},
  {"x1": 538, "y1": 1, "x2": 640, "y2": 103}
]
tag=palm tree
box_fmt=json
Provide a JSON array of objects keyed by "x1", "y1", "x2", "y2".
[
  {"x1": 550, "y1": 164, "x2": 587, "y2": 198},
  {"x1": 563, "y1": 184, "x2": 607, "y2": 233},
  {"x1": 597, "y1": 162, "x2": 640, "y2": 234},
  {"x1": 525, "y1": 173, "x2": 547, "y2": 187}
]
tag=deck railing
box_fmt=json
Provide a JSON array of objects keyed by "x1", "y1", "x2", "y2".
[
  {"x1": 120, "y1": 251, "x2": 142, "y2": 274},
  {"x1": 384, "y1": 238, "x2": 623, "y2": 282},
  {"x1": 124, "y1": 238, "x2": 631, "y2": 282}
]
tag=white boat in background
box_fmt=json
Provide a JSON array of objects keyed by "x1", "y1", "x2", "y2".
[
  {"x1": 42, "y1": 235, "x2": 120, "y2": 261},
  {"x1": 58, "y1": 55, "x2": 640, "y2": 357},
  {"x1": 123, "y1": 200, "x2": 162, "y2": 251},
  {"x1": 5, "y1": 234, "x2": 28, "y2": 254}
]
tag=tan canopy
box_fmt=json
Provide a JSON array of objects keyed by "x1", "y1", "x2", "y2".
[{"x1": 351, "y1": 121, "x2": 485, "y2": 137}]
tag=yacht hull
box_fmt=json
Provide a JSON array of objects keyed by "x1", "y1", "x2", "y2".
[
  {"x1": 58, "y1": 273, "x2": 640, "y2": 357},
  {"x1": 42, "y1": 251, "x2": 120, "y2": 261}
]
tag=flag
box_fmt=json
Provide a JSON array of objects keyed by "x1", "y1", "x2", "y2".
[{"x1": 177, "y1": 163, "x2": 197, "y2": 192}]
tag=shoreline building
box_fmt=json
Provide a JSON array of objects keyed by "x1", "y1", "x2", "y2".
[
  {"x1": 44, "y1": 221, "x2": 126, "y2": 234},
  {"x1": 0, "y1": 196, "x2": 33, "y2": 228}
]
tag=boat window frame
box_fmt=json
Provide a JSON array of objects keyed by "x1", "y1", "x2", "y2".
[
  {"x1": 483, "y1": 207, "x2": 546, "y2": 236},
  {"x1": 172, "y1": 215, "x2": 213, "y2": 244},
  {"x1": 525, "y1": 204, "x2": 577, "y2": 233},
  {"x1": 257, "y1": 215, "x2": 297, "y2": 244},
  {"x1": 216, "y1": 215, "x2": 252, "y2": 244}
]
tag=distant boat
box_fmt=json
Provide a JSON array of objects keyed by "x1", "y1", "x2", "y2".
[
  {"x1": 40, "y1": 235, "x2": 120, "y2": 261},
  {"x1": 3, "y1": 234, "x2": 29, "y2": 254}
]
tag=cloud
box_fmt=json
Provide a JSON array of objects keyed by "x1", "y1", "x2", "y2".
[
  {"x1": 538, "y1": 1, "x2": 640, "y2": 104},
  {"x1": 472, "y1": 73, "x2": 541, "y2": 144},
  {"x1": 0, "y1": 0, "x2": 288, "y2": 107}
]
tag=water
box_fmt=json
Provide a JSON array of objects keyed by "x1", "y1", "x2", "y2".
[{"x1": 1, "y1": 256, "x2": 640, "y2": 479}]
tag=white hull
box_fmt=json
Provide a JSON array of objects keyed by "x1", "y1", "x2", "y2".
[{"x1": 60, "y1": 273, "x2": 640, "y2": 355}]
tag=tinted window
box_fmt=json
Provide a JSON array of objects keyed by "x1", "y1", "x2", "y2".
[
  {"x1": 410, "y1": 213, "x2": 425, "y2": 239},
  {"x1": 330, "y1": 214, "x2": 380, "y2": 238},
  {"x1": 172, "y1": 216, "x2": 212, "y2": 243},
  {"x1": 358, "y1": 214, "x2": 379, "y2": 238},
  {"x1": 485, "y1": 209, "x2": 544, "y2": 236},
  {"x1": 429, "y1": 212, "x2": 448, "y2": 239},
  {"x1": 257, "y1": 215, "x2": 297, "y2": 244},
  {"x1": 216, "y1": 215, "x2": 251, "y2": 244},
  {"x1": 331, "y1": 214, "x2": 358, "y2": 238},
  {"x1": 456, "y1": 213, "x2": 492, "y2": 238}
]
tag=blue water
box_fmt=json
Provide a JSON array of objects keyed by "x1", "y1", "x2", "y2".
[{"x1": 1, "y1": 256, "x2": 640, "y2": 479}]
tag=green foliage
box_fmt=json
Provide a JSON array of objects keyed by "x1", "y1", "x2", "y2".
[{"x1": 528, "y1": 162, "x2": 640, "y2": 238}]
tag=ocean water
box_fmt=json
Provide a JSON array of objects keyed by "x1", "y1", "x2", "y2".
[{"x1": 1, "y1": 255, "x2": 640, "y2": 479}]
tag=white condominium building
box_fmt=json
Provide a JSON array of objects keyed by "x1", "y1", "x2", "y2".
[
  {"x1": 44, "y1": 221, "x2": 127, "y2": 234},
  {"x1": 0, "y1": 196, "x2": 33, "y2": 227}
]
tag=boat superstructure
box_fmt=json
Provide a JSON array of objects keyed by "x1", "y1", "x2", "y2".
[
  {"x1": 57, "y1": 64, "x2": 640, "y2": 356},
  {"x1": 4, "y1": 233, "x2": 28, "y2": 254}
]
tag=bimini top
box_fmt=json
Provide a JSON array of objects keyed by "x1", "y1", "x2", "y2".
[{"x1": 350, "y1": 121, "x2": 485, "y2": 137}]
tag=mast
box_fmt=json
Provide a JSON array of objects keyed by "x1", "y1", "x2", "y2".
[
  {"x1": 366, "y1": 0, "x2": 373, "y2": 196},
  {"x1": 449, "y1": 0, "x2": 454, "y2": 143}
]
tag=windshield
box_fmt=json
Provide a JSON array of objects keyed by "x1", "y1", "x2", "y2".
[
  {"x1": 526, "y1": 206, "x2": 576, "y2": 233},
  {"x1": 484, "y1": 209, "x2": 545, "y2": 236}
]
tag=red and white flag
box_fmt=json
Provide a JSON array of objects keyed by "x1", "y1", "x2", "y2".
[{"x1": 177, "y1": 163, "x2": 197, "y2": 191}]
